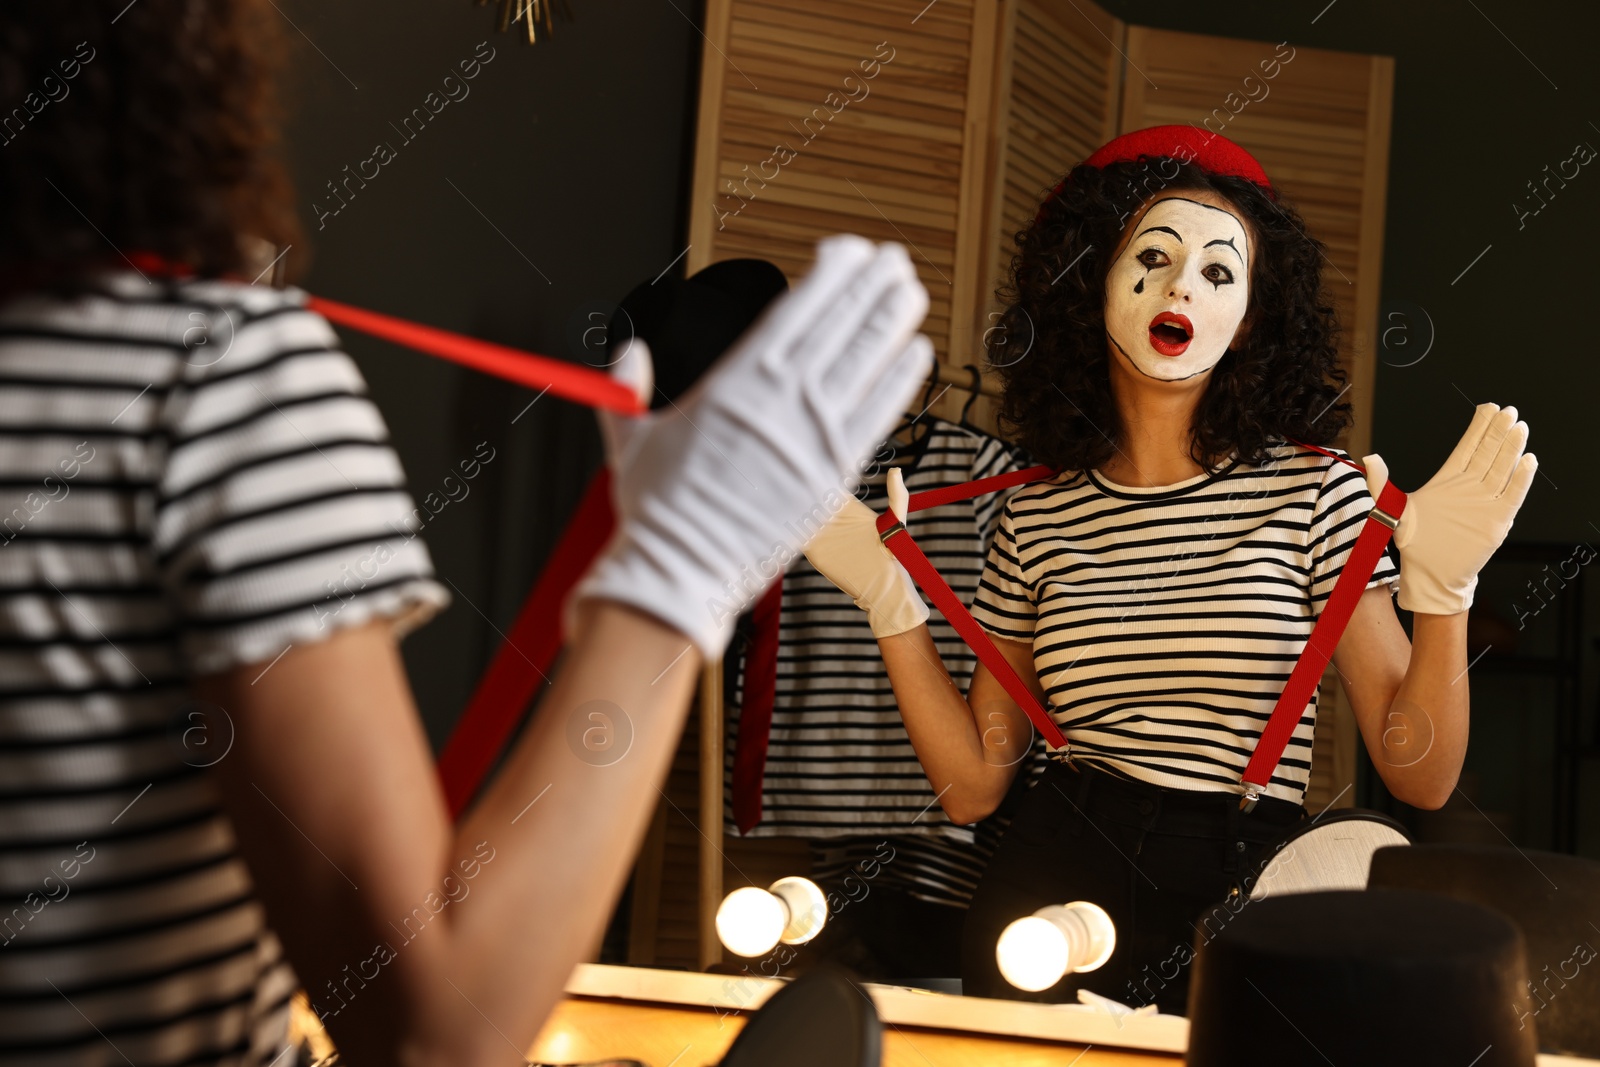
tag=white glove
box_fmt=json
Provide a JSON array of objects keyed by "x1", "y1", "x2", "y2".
[
  {"x1": 1362, "y1": 403, "x2": 1536, "y2": 616},
  {"x1": 802, "y1": 466, "x2": 929, "y2": 639},
  {"x1": 569, "y1": 236, "x2": 935, "y2": 657}
]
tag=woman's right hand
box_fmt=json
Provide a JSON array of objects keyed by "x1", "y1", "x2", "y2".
[{"x1": 802, "y1": 483, "x2": 929, "y2": 639}]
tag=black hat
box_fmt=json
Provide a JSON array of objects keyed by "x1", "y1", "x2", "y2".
[
  {"x1": 607, "y1": 258, "x2": 789, "y2": 409},
  {"x1": 1185, "y1": 888, "x2": 1539, "y2": 1066},
  {"x1": 1369, "y1": 843, "x2": 1600, "y2": 1058},
  {"x1": 717, "y1": 964, "x2": 879, "y2": 1067}
]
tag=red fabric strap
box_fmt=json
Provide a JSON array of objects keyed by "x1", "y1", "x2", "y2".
[
  {"x1": 875, "y1": 464, "x2": 1070, "y2": 752},
  {"x1": 300, "y1": 294, "x2": 639, "y2": 814},
  {"x1": 435, "y1": 469, "x2": 616, "y2": 817},
  {"x1": 113, "y1": 261, "x2": 643, "y2": 414},
  {"x1": 899, "y1": 464, "x2": 1056, "y2": 510},
  {"x1": 306, "y1": 296, "x2": 645, "y2": 416},
  {"x1": 731, "y1": 579, "x2": 784, "y2": 834},
  {"x1": 1241, "y1": 440, "x2": 1407, "y2": 794}
]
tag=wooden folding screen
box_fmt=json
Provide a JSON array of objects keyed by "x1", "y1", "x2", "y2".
[{"x1": 631, "y1": 0, "x2": 1395, "y2": 970}]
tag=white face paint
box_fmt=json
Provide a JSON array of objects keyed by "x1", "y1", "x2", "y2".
[{"x1": 1104, "y1": 196, "x2": 1251, "y2": 382}]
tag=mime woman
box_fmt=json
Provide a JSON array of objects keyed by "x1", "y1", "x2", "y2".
[{"x1": 803, "y1": 127, "x2": 1536, "y2": 1012}]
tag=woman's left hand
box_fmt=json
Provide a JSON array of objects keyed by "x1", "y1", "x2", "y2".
[{"x1": 1361, "y1": 403, "x2": 1537, "y2": 616}]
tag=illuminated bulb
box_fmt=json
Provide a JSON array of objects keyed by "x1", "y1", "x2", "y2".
[
  {"x1": 996, "y1": 901, "x2": 1116, "y2": 992},
  {"x1": 715, "y1": 878, "x2": 829, "y2": 958},
  {"x1": 768, "y1": 876, "x2": 827, "y2": 946},
  {"x1": 996, "y1": 916, "x2": 1068, "y2": 992},
  {"x1": 717, "y1": 887, "x2": 787, "y2": 957}
]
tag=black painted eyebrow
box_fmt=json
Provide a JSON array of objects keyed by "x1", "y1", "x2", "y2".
[
  {"x1": 1136, "y1": 225, "x2": 1183, "y2": 243},
  {"x1": 1204, "y1": 236, "x2": 1243, "y2": 263}
]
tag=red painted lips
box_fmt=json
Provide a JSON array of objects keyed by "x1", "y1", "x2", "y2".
[{"x1": 1147, "y1": 312, "x2": 1194, "y2": 357}]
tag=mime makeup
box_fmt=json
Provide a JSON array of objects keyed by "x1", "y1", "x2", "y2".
[{"x1": 1104, "y1": 196, "x2": 1251, "y2": 383}]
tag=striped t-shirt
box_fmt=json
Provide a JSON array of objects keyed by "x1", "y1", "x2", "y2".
[
  {"x1": 0, "y1": 271, "x2": 448, "y2": 1066},
  {"x1": 725, "y1": 419, "x2": 1045, "y2": 907},
  {"x1": 970, "y1": 442, "x2": 1399, "y2": 806}
]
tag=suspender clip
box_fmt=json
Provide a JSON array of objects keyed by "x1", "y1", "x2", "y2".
[
  {"x1": 1239, "y1": 785, "x2": 1263, "y2": 814},
  {"x1": 1368, "y1": 505, "x2": 1400, "y2": 531}
]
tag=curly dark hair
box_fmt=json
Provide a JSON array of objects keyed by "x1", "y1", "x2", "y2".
[
  {"x1": 0, "y1": 0, "x2": 300, "y2": 293},
  {"x1": 988, "y1": 157, "x2": 1350, "y2": 472}
]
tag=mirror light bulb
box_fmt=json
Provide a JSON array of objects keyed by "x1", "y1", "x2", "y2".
[
  {"x1": 768, "y1": 877, "x2": 828, "y2": 946},
  {"x1": 716, "y1": 879, "x2": 830, "y2": 958},
  {"x1": 717, "y1": 886, "x2": 789, "y2": 958},
  {"x1": 996, "y1": 901, "x2": 1117, "y2": 992},
  {"x1": 997, "y1": 916, "x2": 1069, "y2": 992}
]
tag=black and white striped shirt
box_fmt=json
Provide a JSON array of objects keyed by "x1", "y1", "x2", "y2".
[
  {"x1": 0, "y1": 271, "x2": 447, "y2": 1066},
  {"x1": 726, "y1": 419, "x2": 1044, "y2": 907},
  {"x1": 971, "y1": 442, "x2": 1399, "y2": 806}
]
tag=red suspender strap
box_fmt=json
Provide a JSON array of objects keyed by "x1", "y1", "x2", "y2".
[
  {"x1": 435, "y1": 469, "x2": 616, "y2": 817},
  {"x1": 897, "y1": 466, "x2": 1053, "y2": 511},
  {"x1": 874, "y1": 464, "x2": 1070, "y2": 752},
  {"x1": 306, "y1": 296, "x2": 646, "y2": 416},
  {"x1": 302, "y1": 296, "x2": 641, "y2": 814},
  {"x1": 731, "y1": 579, "x2": 784, "y2": 833},
  {"x1": 1238, "y1": 440, "x2": 1408, "y2": 807}
]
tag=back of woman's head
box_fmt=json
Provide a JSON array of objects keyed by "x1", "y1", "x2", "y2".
[{"x1": 0, "y1": 0, "x2": 299, "y2": 292}]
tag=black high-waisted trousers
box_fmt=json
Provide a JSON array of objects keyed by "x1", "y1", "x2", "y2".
[{"x1": 960, "y1": 757, "x2": 1307, "y2": 1014}]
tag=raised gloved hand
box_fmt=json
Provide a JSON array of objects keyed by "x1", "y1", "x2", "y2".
[
  {"x1": 802, "y1": 466, "x2": 929, "y2": 639},
  {"x1": 1362, "y1": 403, "x2": 1537, "y2": 616},
  {"x1": 569, "y1": 236, "x2": 935, "y2": 657}
]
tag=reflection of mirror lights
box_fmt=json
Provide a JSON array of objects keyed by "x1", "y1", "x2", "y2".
[
  {"x1": 716, "y1": 877, "x2": 828, "y2": 958},
  {"x1": 996, "y1": 901, "x2": 1116, "y2": 992}
]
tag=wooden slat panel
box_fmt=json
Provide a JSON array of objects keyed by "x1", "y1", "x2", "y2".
[
  {"x1": 688, "y1": 0, "x2": 984, "y2": 373},
  {"x1": 1310, "y1": 664, "x2": 1360, "y2": 813},
  {"x1": 642, "y1": 681, "x2": 708, "y2": 971},
  {"x1": 965, "y1": 0, "x2": 1124, "y2": 413},
  {"x1": 738, "y1": 0, "x2": 977, "y2": 49},
  {"x1": 626, "y1": 800, "x2": 669, "y2": 966}
]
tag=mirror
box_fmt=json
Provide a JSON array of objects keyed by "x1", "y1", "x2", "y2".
[
  {"x1": 258, "y1": 0, "x2": 1577, "y2": 1038},
  {"x1": 657, "y1": 0, "x2": 1582, "y2": 1027}
]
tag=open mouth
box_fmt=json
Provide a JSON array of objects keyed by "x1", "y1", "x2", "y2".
[{"x1": 1147, "y1": 312, "x2": 1193, "y2": 357}]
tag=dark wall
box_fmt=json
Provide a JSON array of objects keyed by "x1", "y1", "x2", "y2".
[{"x1": 278, "y1": 0, "x2": 701, "y2": 745}]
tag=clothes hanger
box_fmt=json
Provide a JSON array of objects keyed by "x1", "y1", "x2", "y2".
[
  {"x1": 888, "y1": 371, "x2": 942, "y2": 445},
  {"x1": 957, "y1": 364, "x2": 983, "y2": 431}
]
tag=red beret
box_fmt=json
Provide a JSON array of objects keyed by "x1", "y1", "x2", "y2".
[{"x1": 1034, "y1": 125, "x2": 1276, "y2": 226}]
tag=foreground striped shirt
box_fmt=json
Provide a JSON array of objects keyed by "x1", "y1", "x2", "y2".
[
  {"x1": 970, "y1": 442, "x2": 1399, "y2": 806},
  {"x1": 0, "y1": 271, "x2": 447, "y2": 1066},
  {"x1": 725, "y1": 419, "x2": 1045, "y2": 907}
]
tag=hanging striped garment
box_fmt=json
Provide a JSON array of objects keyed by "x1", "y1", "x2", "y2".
[{"x1": 725, "y1": 418, "x2": 1046, "y2": 908}]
